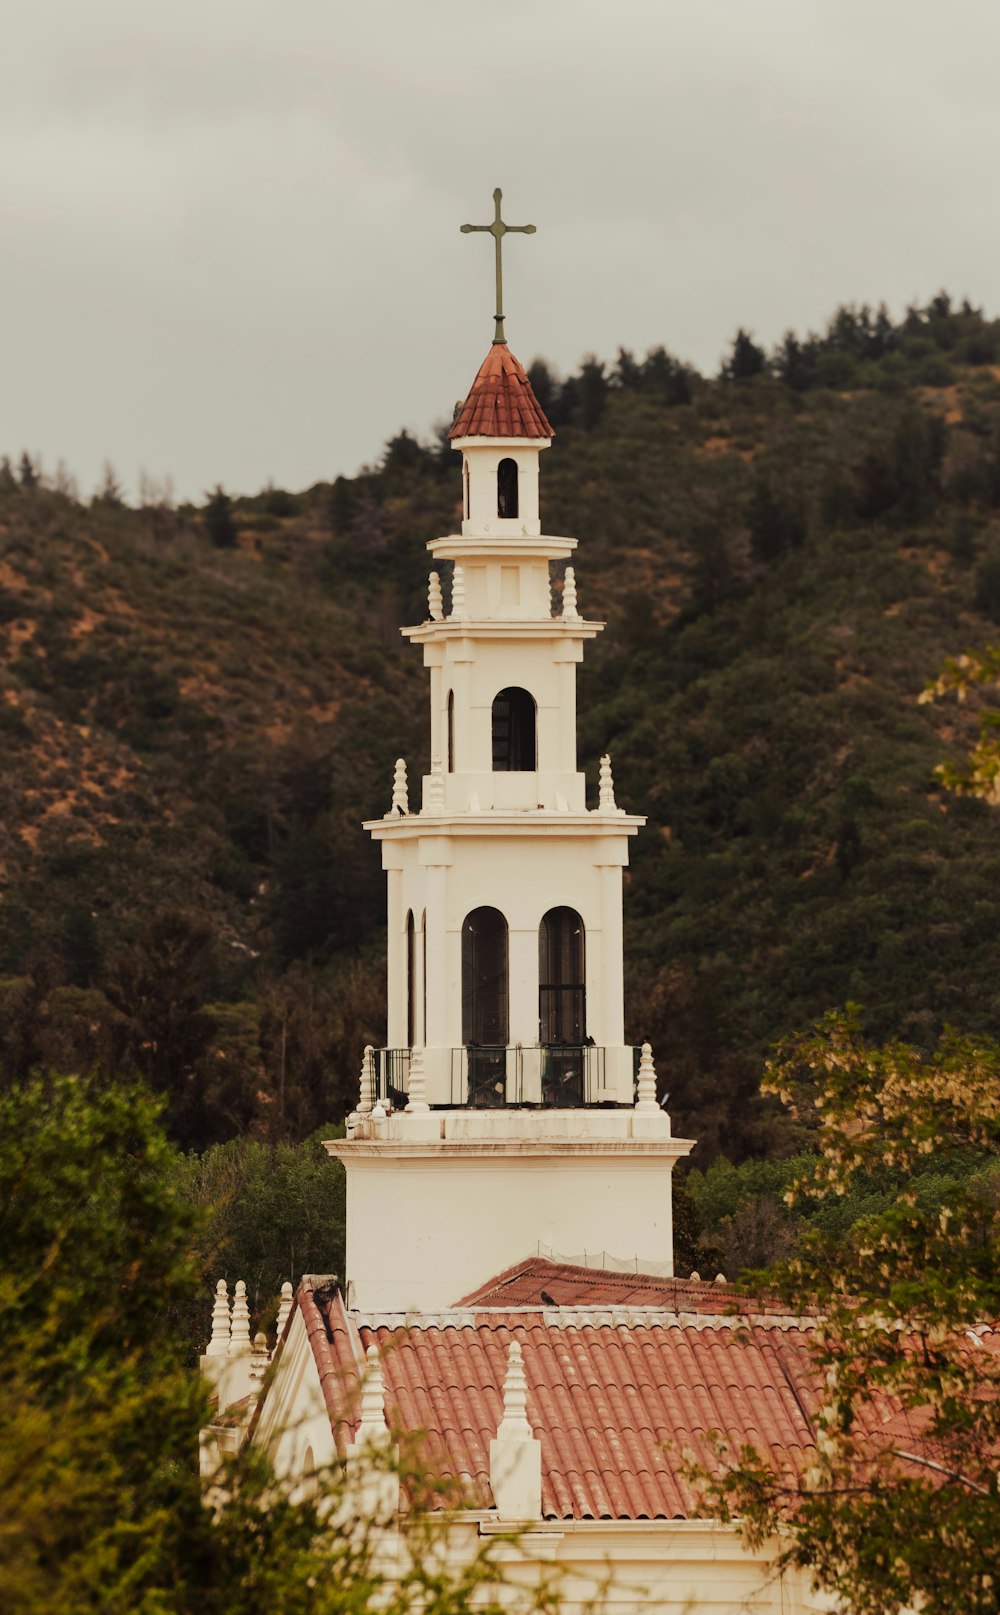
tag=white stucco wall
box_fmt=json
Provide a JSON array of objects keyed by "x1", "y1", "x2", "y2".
[{"x1": 329, "y1": 1114, "x2": 691, "y2": 1312}]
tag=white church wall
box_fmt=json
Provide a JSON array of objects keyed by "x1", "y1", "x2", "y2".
[
  {"x1": 335, "y1": 1142, "x2": 679, "y2": 1311},
  {"x1": 253, "y1": 1309, "x2": 337, "y2": 1495}
]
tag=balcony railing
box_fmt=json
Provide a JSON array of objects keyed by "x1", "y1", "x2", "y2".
[{"x1": 370, "y1": 1044, "x2": 639, "y2": 1110}]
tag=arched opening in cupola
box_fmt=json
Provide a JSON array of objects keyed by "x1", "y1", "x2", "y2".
[
  {"x1": 461, "y1": 905, "x2": 508, "y2": 1106},
  {"x1": 446, "y1": 689, "x2": 455, "y2": 772},
  {"x1": 491, "y1": 687, "x2": 536, "y2": 771},
  {"x1": 405, "y1": 909, "x2": 415, "y2": 1048},
  {"x1": 539, "y1": 906, "x2": 587, "y2": 1105},
  {"x1": 497, "y1": 457, "x2": 518, "y2": 518},
  {"x1": 462, "y1": 459, "x2": 470, "y2": 519}
]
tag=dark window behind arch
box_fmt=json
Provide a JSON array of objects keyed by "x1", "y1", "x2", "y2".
[
  {"x1": 492, "y1": 687, "x2": 536, "y2": 771},
  {"x1": 539, "y1": 907, "x2": 586, "y2": 1044},
  {"x1": 463, "y1": 459, "x2": 470, "y2": 519},
  {"x1": 461, "y1": 907, "x2": 508, "y2": 1046},
  {"x1": 405, "y1": 910, "x2": 415, "y2": 1047},
  {"x1": 446, "y1": 689, "x2": 455, "y2": 772},
  {"x1": 497, "y1": 457, "x2": 518, "y2": 518}
]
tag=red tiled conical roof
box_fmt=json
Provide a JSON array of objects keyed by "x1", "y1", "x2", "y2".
[{"x1": 449, "y1": 343, "x2": 554, "y2": 440}]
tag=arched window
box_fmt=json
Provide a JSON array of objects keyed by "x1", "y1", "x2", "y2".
[
  {"x1": 497, "y1": 457, "x2": 518, "y2": 518},
  {"x1": 463, "y1": 459, "x2": 470, "y2": 519},
  {"x1": 420, "y1": 910, "x2": 427, "y2": 1045},
  {"x1": 462, "y1": 907, "x2": 508, "y2": 1044},
  {"x1": 446, "y1": 689, "x2": 455, "y2": 772},
  {"x1": 539, "y1": 908, "x2": 586, "y2": 1044},
  {"x1": 405, "y1": 909, "x2": 415, "y2": 1048},
  {"x1": 539, "y1": 907, "x2": 587, "y2": 1106},
  {"x1": 491, "y1": 687, "x2": 536, "y2": 771},
  {"x1": 462, "y1": 906, "x2": 509, "y2": 1107}
]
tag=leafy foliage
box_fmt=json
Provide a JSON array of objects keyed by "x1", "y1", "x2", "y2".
[
  {"x1": 0, "y1": 1072, "x2": 572, "y2": 1614},
  {"x1": 691, "y1": 1010, "x2": 1000, "y2": 1615}
]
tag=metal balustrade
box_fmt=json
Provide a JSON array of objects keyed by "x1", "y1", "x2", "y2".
[{"x1": 371, "y1": 1045, "x2": 638, "y2": 1110}]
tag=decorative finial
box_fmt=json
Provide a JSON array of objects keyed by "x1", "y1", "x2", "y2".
[
  {"x1": 562, "y1": 566, "x2": 580, "y2": 621},
  {"x1": 357, "y1": 1343, "x2": 389, "y2": 1439},
  {"x1": 406, "y1": 1044, "x2": 429, "y2": 1113},
  {"x1": 206, "y1": 1278, "x2": 230, "y2": 1357},
  {"x1": 451, "y1": 563, "x2": 468, "y2": 620},
  {"x1": 230, "y1": 1279, "x2": 251, "y2": 1355},
  {"x1": 275, "y1": 1280, "x2": 294, "y2": 1345},
  {"x1": 460, "y1": 187, "x2": 537, "y2": 345},
  {"x1": 599, "y1": 754, "x2": 618, "y2": 812},
  {"x1": 635, "y1": 1041, "x2": 659, "y2": 1113},
  {"x1": 428, "y1": 571, "x2": 444, "y2": 622},
  {"x1": 250, "y1": 1331, "x2": 270, "y2": 1384},
  {"x1": 358, "y1": 1044, "x2": 376, "y2": 1115},
  {"x1": 390, "y1": 758, "x2": 409, "y2": 816},
  {"x1": 497, "y1": 1340, "x2": 533, "y2": 1440}
]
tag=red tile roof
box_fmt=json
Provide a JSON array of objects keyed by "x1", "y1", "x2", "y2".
[
  {"x1": 297, "y1": 1275, "x2": 820, "y2": 1519},
  {"x1": 457, "y1": 1256, "x2": 776, "y2": 1314},
  {"x1": 449, "y1": 344, "x2": 554, "y2": 441},
  {"x1": 294, "y1": 1275, "x2": 999, "y2": 1522}
]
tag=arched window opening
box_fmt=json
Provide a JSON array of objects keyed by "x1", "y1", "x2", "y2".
[
  {"x1": 463, "y1": 459, "x2": 470, "y2": 519},
  {"x1": 491, "y1": 687, "x2": 536, "y2": 771},
  {"x1": 446, "y1": 689, "x2": 455, "y2": 773},
  {"x1": 497, "y1": 457, "x2": 518, "y2": 519},
  {"x1": 462, "y1": 906, "x2": 508, "y2": 1107},
  {"x1": 301, "y1": 1446, "x2": 316, "y2": 1501},
  {"x1": 539, "y1": 907, "x2": 587, "y2": 1106},
  {"x1": 405, "y1": 910, "x2": 415, "y2": 1048}
]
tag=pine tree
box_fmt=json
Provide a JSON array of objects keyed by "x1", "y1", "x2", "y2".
[
  {"x1": 203, "y1": 485, "x2": 237, "y2": 548},
  {"x1": 721, "y1": 329, "x2": 766, "y2": 382}
]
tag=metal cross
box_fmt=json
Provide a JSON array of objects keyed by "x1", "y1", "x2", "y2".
[{"x1": 460, "y1": 188, "x2": 536, "y2": 345}]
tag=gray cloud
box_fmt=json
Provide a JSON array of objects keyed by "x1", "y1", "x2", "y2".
[{"x1": 3, "y1": 0, "x2": 999, "y2": 499}]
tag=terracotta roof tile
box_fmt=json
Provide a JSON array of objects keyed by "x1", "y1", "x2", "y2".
[
  {"x1": 456, "y1": 1256, "x2": 778, "y2": 1314},
  {"x1": 298, "y1": 1279, "x2": 997, "y2": 1522},
  {"x1": 449, "y1": 344, "x2": 554, "y2": 440}
]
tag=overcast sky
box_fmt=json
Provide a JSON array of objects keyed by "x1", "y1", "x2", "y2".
[{"x1": 3, "y1": 1, "x2": 999, "y2": 502}]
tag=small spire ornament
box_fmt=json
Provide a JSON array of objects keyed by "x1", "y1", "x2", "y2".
[
  {"x1": 390, "y1": 758, "x2": 409, "y2": 816},
  {"x1": 451, "y1": 563, "x2": 468, "y2": 620},
  {"x1": 406, "y1": 1044, "x2": 429, "y2": 1113},
  {"x1": 562, "y1": 566, "x2": 580, "y2": 621},
  {"x1": 358, "y1": 1044, "x2": 376, "y2": 1116},
  {"x1": 635, "y1": 1041, "x2": 659, "y2": 1113},
  {"x1": 206, "y1": 1278, "x2": 230, "y2": 1357},
  {"x1": 230, "y1": 1280, "x2": 251, "y2": 1355},
  {"x1": 428, "y1": 571, "x2": 444, "y2": 622},
  {"x1": 357, "y1": 1343, "x2": 390, "y2": 1440},
  {"x1": 275, "y1": 1280, "x2": 294, "y2": 1344},
  {"x1": 599, "y1": 754, "x2": 618, "y2": 811},
  {"x1": 497, "y1": 1340, "x2": 533, "y2": 1440}
]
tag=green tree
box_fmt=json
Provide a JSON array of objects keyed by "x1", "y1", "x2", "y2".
[
  {"x1": 577, "y1": 355, "x2": 609, "y2": 430},
  {"x1": 721, "y1": 328, "x2": 766, "y2": 381},
  {"x1": 0, "y1": 1073, "x2": 569, "y2": 1614},
  {"x1": 694, "y1": 1010, "x2": 1000, "y2": 1615},
  {"x1": 203, "y1": 485, "x2": 238, "y2": 548}
]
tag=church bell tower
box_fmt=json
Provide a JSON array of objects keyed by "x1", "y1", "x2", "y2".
[{"x1": 328, "y1": 193, "x2": 692, "y2": 1311}]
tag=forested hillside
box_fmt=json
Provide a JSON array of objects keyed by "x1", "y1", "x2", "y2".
[{"x1": 3, "y1": 294, "x2": 1000, "y2": 1162}]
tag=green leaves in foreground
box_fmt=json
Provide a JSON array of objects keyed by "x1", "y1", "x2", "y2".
[
  {"x1": 690, "y1": 1011, "x2": 1000, "y2": 1615},
  {"x1": 0, "y1": 1074, "x2": 566, "y2": 1615}
]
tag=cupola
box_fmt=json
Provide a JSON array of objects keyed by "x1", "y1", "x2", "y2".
[{"x1": 449, "y1": 343, "x2": 553, "y2": 537}]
